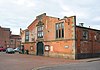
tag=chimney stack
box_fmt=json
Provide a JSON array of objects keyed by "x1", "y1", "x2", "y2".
[{"x1": 79, "y1": 23, "x2": 84, "y2": 27}]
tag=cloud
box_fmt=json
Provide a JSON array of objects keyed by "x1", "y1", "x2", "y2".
[
  {"x1": 12, "y1": 0, "x2": 36, "y2": 7},
  {"x1": 0, "y1": 0, "x2": 38, "y2": 34},
  {"x1": 0, "y1": 0, "x2": 100, "y2": 34},
  {"x1": 93, "y1": 17, "x2": 100, "y2": 21},
  {"x1": 58, "y1": 0, "x2": 91, "y2": 18},
  {"x1": 56, "y1": 0, "x2": 100, "y2": 30}
]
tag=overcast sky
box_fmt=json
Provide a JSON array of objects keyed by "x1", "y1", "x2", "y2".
[{"x1": 0, "y1": 0, "x2": 100, "y2": 34}]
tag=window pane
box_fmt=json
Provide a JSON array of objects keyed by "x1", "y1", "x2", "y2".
[
  {"x1": 26, "y1": 36, "x2": 29, "y2": 39},
  {"x1": 37, "y1": 26, "x2": 43, "y2": 38},
  {"x1": 59, "y1": 30, "x2": 61, "y2": 38},
  {"x1": 11, "y1": 40, "x2": 13, "y2": 42},
  {"x1": 62, "y1": 29, "x2": 64, "y2": 38},
  {"x1": 56, "y1": 30, "x2": 58, "y2": 38},
  {"x1": 38, "y1": 27, "x2": 40, "y2": 31},
  {"x1": 40, "y1": 32, "x2": 41, "y2": 37},
  {"x1": 25, "y1": 36, "x2": 29, "y2": 41},
  {"x1": 56, "y1": 23, "x2": 64, "y2": 39},
  {"x1": 59, "y1": 23, "x2": 61, "y2": 28},
  {"x1": 40, "y1": 27, "x2": 42, "y2": 31},
  {"x1": 61, "y1": 23, "x2": 64, "y2": 28},
  {"x1": 41, "y1": 26, "x2": 43, "y2": 30},
  {"x1": 26, "y1": 31, "x2": 29, "y2": 35},
  {"x1": 25, "y1": 31, "x2": 29, "y2": 41},
  {"x1": 83, "y1": 31, "x2": 88, "y2": 39},
  {"x1": 56, "y1": 24, "x2": 59, "y2": 30},
  {"x1": 37, "y1": 27, "x2": 39, "y2": 31},
  {"x1": 38, "y1": 33, "x2": 39, "y2": 37},
  {"x1": 41, "y1": 32, "x2": 43, "y2": 36}
]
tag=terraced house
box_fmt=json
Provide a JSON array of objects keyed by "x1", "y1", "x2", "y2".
[{"x1": 20, "y1": 13, "x2": 100, "y2": 59}]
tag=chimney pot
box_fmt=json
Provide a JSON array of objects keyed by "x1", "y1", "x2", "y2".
[{"x1": 79, "y1": 23, "x2": 84, "y2": 27}]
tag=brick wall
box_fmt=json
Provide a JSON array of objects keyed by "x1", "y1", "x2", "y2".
[
  {"x1": 76, "y1": 26, "x2": 100, "y2": 58},
  {"x1": 0, "y1": 27, "x2": 11, "y2": 48},
  {"x1": 21, "y1": 13, "x2": 76, "y2": 59}
]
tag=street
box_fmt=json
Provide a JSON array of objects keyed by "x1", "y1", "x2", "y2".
[
  {"x1": 0, "y1": 52, "x2": 100, "y2": 70},
  {"x1": 39, "y1": 59, "x2": 100, "y2": 70},
  {"x1": 0, "y1": 52, "x2": 78, "y2": 70}
]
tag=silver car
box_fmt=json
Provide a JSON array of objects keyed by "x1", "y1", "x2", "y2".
[{"x1": 6, "y1": 48, "x2": 15, "y2": 54}]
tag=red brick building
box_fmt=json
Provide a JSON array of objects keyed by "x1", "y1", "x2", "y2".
[
  {"x1": 0, "y1": 26, "x2": 21, "y2": 49},
  {"x1": 20, "y1": 13, "x2": 100, "y2": 59},
  {"x1": 76, "y1": 26, "x2": 100, "y2": 58},
  {"x1": 10, "y1": 35, "x2": 21, "y2": 49},
  {"x1": 0, "y1": 26, "x2": 11, "y2": 48}
]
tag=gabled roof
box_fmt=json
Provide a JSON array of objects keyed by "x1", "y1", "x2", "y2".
[
  {"x1": 28, "y1": 18, "x2": 38, "y2": 29},
  {"x1": 27, "y1": 13, "x2": 59, "y2": 30}
]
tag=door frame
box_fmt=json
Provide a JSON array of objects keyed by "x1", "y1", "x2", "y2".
[{"x1": 36, "y1": 42, "x2": 44, "y2": 56}]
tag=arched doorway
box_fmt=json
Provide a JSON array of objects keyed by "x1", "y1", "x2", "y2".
[{"x1": 37, "y1": 42, "x2": 44, "y2": 56}]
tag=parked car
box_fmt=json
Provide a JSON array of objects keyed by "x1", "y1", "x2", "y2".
[
  {"x1": 0, "y1": 47, "x2": 6, "y2": 52},
  {"x1": 14, "y1": 47, "x2": 22, "y2": 53},
  {"x1": 6, "y1": 48, "x2": 15, "y2": 54},
  {"x1": 14, "y1": 47, "x2": 20, "y2": 52}
]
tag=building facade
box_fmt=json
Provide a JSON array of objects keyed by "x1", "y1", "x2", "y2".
[
  {"x1": 0, "y1": 26, "x2": 21, "y2": 49},
  {"x1": 20, "y1": 13, "x2": 100, "y2": 59},
  {"x1": 0, "y1": 26, "x2": 11, "y2": 48},
  {"x1": 10, "y1": 35, "x2": 21, "y2": 49},
  {"x1": 76, "y1": 26, "x2": 100, "y2": 58}
]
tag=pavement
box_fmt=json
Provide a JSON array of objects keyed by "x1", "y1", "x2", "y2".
[
  {"x1": 0, "y1": 52, "x2": 100, "y2": 70},
  {"x1": 37, "y1": 59, "x2": 100, "y2": 70},
  {"x1": 0, "y1": 52, "x2": 79, "y2": 70},
  {"x1": 78, "y1": 57, "x2": 100, "y2": 62},
  {"x1": 32, "y1": 57, "x2": 100, "y2": 70}
]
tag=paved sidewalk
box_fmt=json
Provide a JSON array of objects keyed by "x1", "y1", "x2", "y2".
[
  {"x1": 78, "y1": 57, "x2": 100, "y2": 62},
  {"x1": 33, "y1": 57, "x2": 100, "y2": 70},
  {"x1": 37, "y1": 59, "x2": 100, "y2": 70}
]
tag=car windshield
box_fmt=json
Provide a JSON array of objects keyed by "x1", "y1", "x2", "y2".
[{"x1": 7, "y1": 48, "x2": 14, "y2": 51}]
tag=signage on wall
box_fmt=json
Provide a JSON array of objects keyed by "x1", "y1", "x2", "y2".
[
  {"x1": 64, "y1": 46, "x2": 69, "y2": 48},
  {"x1": 45, "y1": 45, "x2": 50, "y2": 51},
  {"x1": 30, "y1": 46, "x2": 33, "y2": 50},
  {"x1": 50, "y1": 46, "x2": 53, "y2": 51},
  {"x1": 7, "y1": 45, "x2": 9, "y2": 47}
]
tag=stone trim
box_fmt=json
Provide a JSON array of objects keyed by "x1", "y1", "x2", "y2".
[{"x1": 44, "y1": 52, "x2": 75, "y2": 60}]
